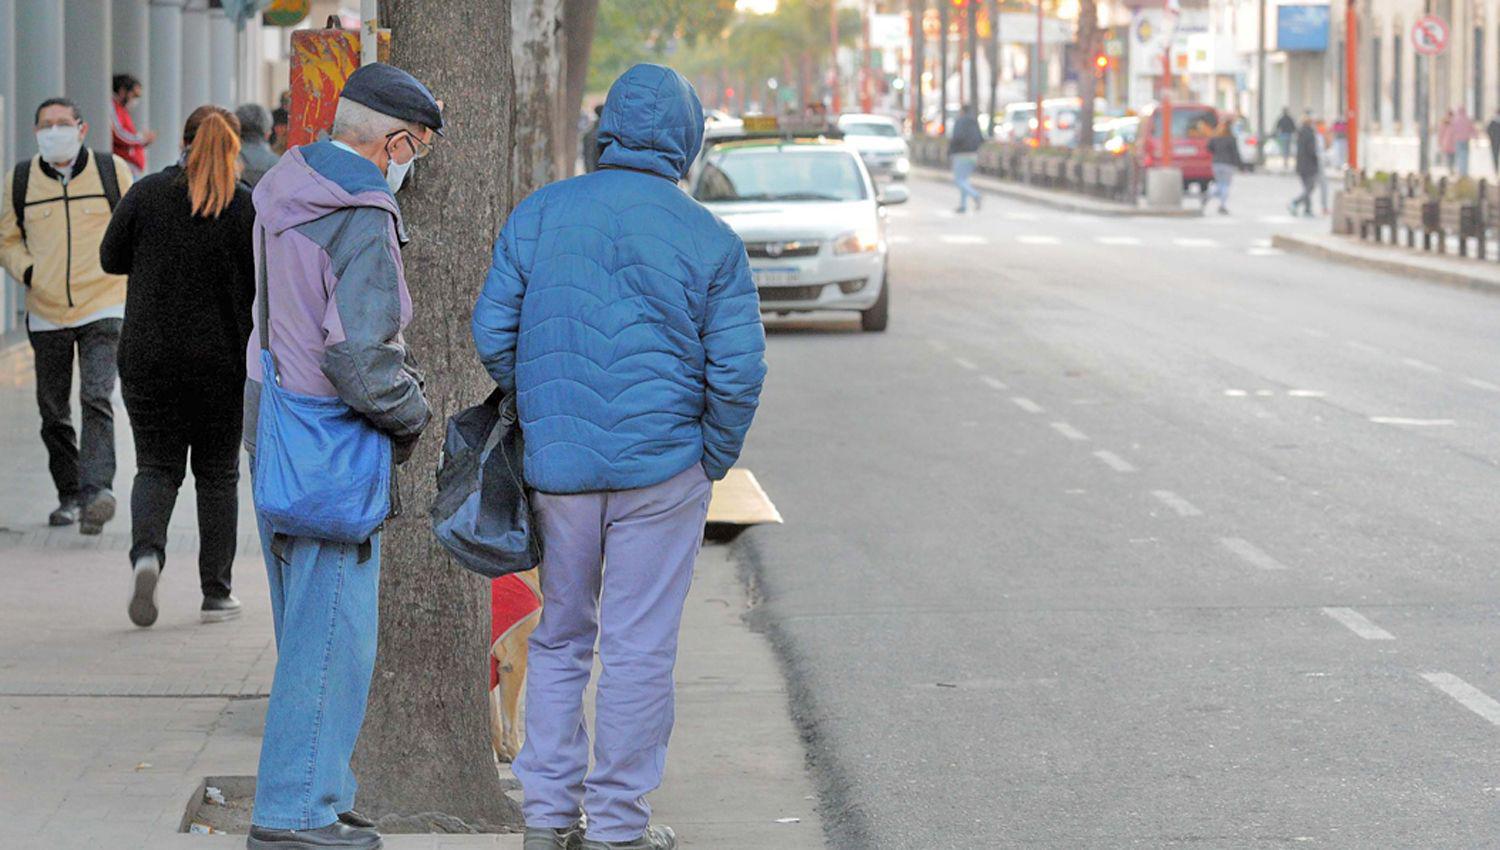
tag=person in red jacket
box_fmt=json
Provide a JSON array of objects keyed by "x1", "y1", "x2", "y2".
[{"x1": 110, "y1": 74, "x2": 156, "y2": 177}]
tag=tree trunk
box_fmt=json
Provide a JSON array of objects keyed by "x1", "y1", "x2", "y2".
[
  {"x1": 351, "y1": 0, "x2": 552, "y2": 831},
  {"x1": 987, "y1": 0, "x2": 1000, "y2": 137},
  {"x1": 513, "y1": 0, "x2": 566, "y2": 197},
  {"x1": 910, "y1": 0, "x2": 924, "y2": 133},
  {"x1": 560, "y1": 0, "x2": 598, "y2": 177},
  {"x1": 1074, "y1": 0, "x2": 1099, "y2": 150}
]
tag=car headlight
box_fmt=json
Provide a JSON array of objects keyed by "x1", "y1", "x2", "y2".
[
  {"x1": 834, "y1": 227, "x2": 881, "y2": 255},
  {"x1": 895, "y1": 156, "x2": 910, "y2": 173}
]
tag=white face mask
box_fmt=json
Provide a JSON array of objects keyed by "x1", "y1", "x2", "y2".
[
  {"x1": 36, "y1": 125, "x2": 83, "y2": 165},
  {"x1": 127, "y1": 97, "x2": 141, "y2": 112},
  {"x1": 385, "y1": 154, "x2": 414, "y2": 194}
]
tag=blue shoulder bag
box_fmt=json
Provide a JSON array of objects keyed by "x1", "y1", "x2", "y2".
[{"x1": 252, "y1": 227, "x2": 392, "y2": 544}]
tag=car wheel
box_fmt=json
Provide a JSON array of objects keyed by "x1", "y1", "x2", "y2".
[{"x1": 861, "y1": 276, "x2": 890, "y2": 332}]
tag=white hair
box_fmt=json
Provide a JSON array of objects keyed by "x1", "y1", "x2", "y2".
[{"x1": 331, "y1": 97, "x2": 422, "y2": 145}]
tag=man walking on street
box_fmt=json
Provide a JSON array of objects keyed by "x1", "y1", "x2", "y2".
[
  {"x1": 235, "y1": 103, "x2": 280, "y2": 188},
  {"x1": 949, "y1": 103, "x2": 984, "y2": 213},
  {"x1": 0, "y1": 98, "x2": 134, "y2": 533},
  {"x1": 1289, "y1": 112, "x2": 1320, "y2": 217},
  {"x1": 1275, "y1": 107, "x2": 1297, "y2": 169},
  {"x1": 242, "y1": 63, "x2": 440, "y2": 850},
  {"x1": 111, "y1": 74, "x2": 156, "y2": 178},
  {"x1": 473, "y1": 63, "x2": 766, "y2": 850}
]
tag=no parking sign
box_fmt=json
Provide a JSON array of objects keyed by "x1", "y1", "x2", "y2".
[{"x1": 1412, "y1": 14, "x2": 1449, "y2": 56}]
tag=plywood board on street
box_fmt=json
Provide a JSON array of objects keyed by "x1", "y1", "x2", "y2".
[{"x1": 706, "y1": 469, "x2": 782, "y2": 542}]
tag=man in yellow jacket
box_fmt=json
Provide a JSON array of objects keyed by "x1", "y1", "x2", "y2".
[{"x1": 0, "y1": 97, "x2": 133, "y2": 533}]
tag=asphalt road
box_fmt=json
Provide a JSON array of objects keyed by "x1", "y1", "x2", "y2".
[{"x1": 735, "y1": 170, "x2": 1500, "y2": 848}]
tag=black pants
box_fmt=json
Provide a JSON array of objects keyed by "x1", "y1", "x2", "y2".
[
  {"x1": 28, "y1": 318, "x2": 121, "y2": 504},
  {"x1": 122, "y1": 382, "x2": 243, "y2": 599},
  {"x1": 1292, "y1": 173, "x2": 1318, "y2": 214}
]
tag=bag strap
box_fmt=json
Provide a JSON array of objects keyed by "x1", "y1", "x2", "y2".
[
  {"x1": 94, "y1": 151, "x2": 121, "y2": 211},
  {"x1": 11, "y1": 160, "x2": 28, "y2": 242},
  {"x1": 256, "y1": 226, "x2": 285, "y2": 381}
]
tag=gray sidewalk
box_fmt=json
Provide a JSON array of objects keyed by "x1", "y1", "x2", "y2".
[
  {"x1": 0, "y1": 343, "x2": 824, "y2": 849},
  {"x1": 1273, "y1": 231, "x2": 1500, "y2": 295}
]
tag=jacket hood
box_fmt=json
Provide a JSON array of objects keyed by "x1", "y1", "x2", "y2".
[
  {"x1": 597, "y1": 64, "x2": 704, "y2": 181},
  {"x1": 252, "y1": 141, "x2": 404, "y2": 237}
]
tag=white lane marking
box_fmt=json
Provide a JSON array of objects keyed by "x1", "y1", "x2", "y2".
[
  {"x1": 1423, "y1": 672, "x2": 1500, "y2": 726},
  {"x1": 1401, "y1": 357, "x2": 1442, "y2": 373},
  {"x1": 1012, "y1": 396, "x2": 1045, "y2": 414},
  {"x1": 1219, "y1": 537, "x2": 1288, "y2": 570},
  {"x1": 1251, "y1": 238, "x2": 1274, "y2": 248},
  {"x1": 1096, "y1": 235, "x2": 1143, "y2": 246},
  {"x1": 941, "y1": 234, "x2": 988, "y2": 245},
  {"x1": 1369, "y1": 416, "x2": 1456, "y2": 426},
  {"x1": 1346, "y1": 340, "x2": 1382, "y2": 355},
  {"x1": 1464, "y1": 377, "x2": 1500, "y2": 392},
  {"x1": 1016, "y1": 235, "x2": 1062, "y2": 245},
  {"x1": 980, "y1": 375, "x2": 1008, "y2": 391},
  {"x1": 1224, "y1": 389, "x2": 1248, "y2": 397},
  {"x1": 1172, "y1": 237, "x2": 1218, "y2": 248},
  {"x1": 1259, "y1": 214, "x2": 1298, "y2": 224},
  {"x1": 1151, "y1": 490, "x2": 1203, "y2": 517},
  {"x1": 1005, "y1": 211, "x2": 1040, "y2": 221},
  {"x1": 952, "y1": 357, "x2": 979, "y2": 371},
  {"x1": 1254, "y1": 389, "x2": 1275, "y2": 397},
  {"x1": 1247, "y1": 247, "x2": 1284, "y2": 257},
  {"x1": 888, "y1": 234, "x2": 914, "y2": 244},
  {"x1": 1287, "y1": 389, "x2": 1326, "y2": 398},
  {"x1": 1092, "y1": 450, "x2": 1137, "y2": 472},
  {"x1": 1050, "y1": 422, "x2": 1089, "y2": 441},
  {"x1": 1321, "y1": 607, "x2": 1396, "y2": 641}
]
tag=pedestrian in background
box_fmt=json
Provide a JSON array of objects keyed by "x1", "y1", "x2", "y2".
[
  {"x1": 0, "y1": 98, "x2": 134, "y2": 533},
  {"x1": 473, "y1": 63, "x2": 766, "y2": 850},
  {"x1": 1451, "y1": 107, "x2": 1477, "y2": 177},
  {"x1": 1275, "y1": 107, "x2": 1296, "y2": 169},
  {"x1": 1438, "y1": 110, "x2": 1455, "y2": 171},
  {"x1": 100, "y1": 105, "x2": 255, "y2": 629},
  {"x1": 243, "y1": 63, "x2": 439, "y2": 850},
  {"x1": 235, "y1": 103, "x2": 280, "y2": 188},
  {"x1": 1487, "y1": 109, "x2": 1500, "y2": 175},
  {"x1": 111, "y1": 74, "x2": 156, "y2": 178},
  {"x1": 1332, "y1": 114, "x2": 1348, "y2": 169},
  {"x1": 581, "y1": 103, "x2": 604, "y2": 173},
  {"x1": 270, "y1": 106, "x2": 290, "y2": 156},
  {"x1": 1289, "y1": 112, "x2": 1320, "y2": 217},
  {"x1": 949, "y1": 103, "x2": 984, "y2": 213},
  {"x1": 1206, "y1": 118, "x2": 1242, "y2": 215}
]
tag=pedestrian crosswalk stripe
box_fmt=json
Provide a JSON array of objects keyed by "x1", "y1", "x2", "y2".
[
  {"x1": 1092, "y1": 450, "x2": 1137, "y2": 473},
  {"x1": 1321, "y1": 607, "x2": 1395, "y2": 640},
  {"x1": 1219, "y1": 536, "x2": 1287, "y2": 570},
  {"x1": 1017, "y1": 235, "x2": 1061, "y2": 245},
  {"x1": 940, "y1": 235, "x2": 988, "y2": 245},
  {"x1": 1247, "y1": 247, "x2": 1284, "y2": 256},
  {"x1": 1096, "y1": 236, "x2": 1143, "y2": 246},
  {"x1": 1172, "y1": 237, "x2": 1218, "y2": 248},
  {"x1": 1050, "y1": 422, "x2": 1089, "y2": 441},
  {"x1": 1423, "y1": 672, "x2": 1500, "y2": 726},
  {"x1": 1011, "y1": 396, "x2": 1044, "y2": 413},
  {"x1": 1150, "y1": 490, "x2": 1202, "y2": 517}
]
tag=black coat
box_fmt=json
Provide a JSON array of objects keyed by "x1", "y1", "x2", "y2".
[
  {"x1": 1275, "y1": 113, "x2": 1297, "y2": 135},
  {"x1": 99, "y1": 166, "x2": 256, "y2": 399},
  {"x1": 1294, "y1": 124, "x2": 1321, "y2": 177},
  {"x1": 949, "y1": 115, "x2": 985, "y2": 155},
  {"x1": 1208, "y1": 134, "x2": 1242, "y2": 167}
]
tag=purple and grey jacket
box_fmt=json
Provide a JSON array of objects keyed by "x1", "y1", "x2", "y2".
[{"x1": 242, "y1": 140, "x2": 430, "y2": 453}]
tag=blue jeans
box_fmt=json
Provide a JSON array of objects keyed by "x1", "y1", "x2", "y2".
[
  {"x1": 952, "y1": 153, "x2": 981, "y2": 210},
  {"x1": 1456, "y1": 141, "x2": 1471, "y2": 176},
  {"x1": 251, "y1": 512, "x2": 382, "y2": 830}
]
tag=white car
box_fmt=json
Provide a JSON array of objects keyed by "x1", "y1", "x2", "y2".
[
  {"x1": 691, "y1": 138, "x2": 907, "y2": 332},
  {"x1": 837, "y1": 113, "x2": 910, "y2": 180}
]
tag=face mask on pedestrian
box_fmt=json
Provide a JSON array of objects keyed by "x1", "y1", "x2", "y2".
[
  {"x1": 382, "y1": 129, "x2": 430, "y2": 194},
  {"x1": 36, "y1": 125, "x2": 83, "y2": 164},
  {"x1": 127, "y1": 97, "x2": 141, "y2": 112}
]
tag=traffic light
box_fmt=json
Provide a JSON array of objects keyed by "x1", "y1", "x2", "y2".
[{"x1": 1094, "y1": 53, "x2": 1109, "y2": 74}]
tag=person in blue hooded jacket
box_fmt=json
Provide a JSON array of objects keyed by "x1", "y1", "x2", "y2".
[{"x1": 471, "y1": 64, "x2": 766, "y2": 850}]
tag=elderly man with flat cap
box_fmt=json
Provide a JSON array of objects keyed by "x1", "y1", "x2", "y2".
[{"x1": 243, "y1": 62, "x2": 442, "y2": 850}]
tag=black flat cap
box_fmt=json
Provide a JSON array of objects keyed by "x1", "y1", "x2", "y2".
[{"x1": 341, "y1": 62, "x2": 445, "y2": 136}]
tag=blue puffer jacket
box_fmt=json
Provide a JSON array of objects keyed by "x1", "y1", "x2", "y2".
[{"x1": 472, "y1": 64, "x2": 767, "y2": 495}]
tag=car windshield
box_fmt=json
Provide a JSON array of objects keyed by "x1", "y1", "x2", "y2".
[
  {"x1": 1153, "y1": 108, "x2": 1217, "y2": 138},
  {"x1": 841, "y1": 121, "x2": 899, "y2": 138},
  {"x1": 694, "y1": 149, "x2": 869, "y2": 203}
]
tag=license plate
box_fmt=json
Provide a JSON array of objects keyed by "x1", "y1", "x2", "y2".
[
  {"x1": 753, "y1": 267, "x2": 800, "y2": 286},
  {"x1": 1175, "y1": 144, "x2": 1197, "y2": 156}
]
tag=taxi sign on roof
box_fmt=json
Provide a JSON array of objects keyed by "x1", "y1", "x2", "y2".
[{"x1": 743, "y1": 115, "x2": 780, "y2": 133}]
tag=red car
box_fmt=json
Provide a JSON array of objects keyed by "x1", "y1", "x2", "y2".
[{"x1": 1136, "y1": 102, "x2": 1219, "y2": 192}]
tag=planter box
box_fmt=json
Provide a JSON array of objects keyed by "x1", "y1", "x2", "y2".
[
  {"x1": 1439, "y1": 200, "x2": 1482, "y2": 257},
  {"x1": 1399, "y1": 197, "x2": 1441, "y2": 249}
]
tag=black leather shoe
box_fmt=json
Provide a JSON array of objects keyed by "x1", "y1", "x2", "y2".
[
  {"x1": 246, "y1": 822, "x2": 382, "y2": 849},
  {"x1": 48, "y1": 499, "x2": 80, "y2": 527},
  {"x1": 338, "y1": 810, "x2": 375, "y2": 829}
]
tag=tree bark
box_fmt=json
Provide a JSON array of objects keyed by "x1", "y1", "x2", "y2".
[
  {"x1": 1074, "y1": 0, "x2": 1099, "y2": 150},
  {"x1": 910, "y1": 0, "x2": 925, "y2": 133},
  {"x1": 351, "y1": 0, "x2": 543, "y2": 831},
  {"x1": 561, "y1": 0, "x2": 599, "y2": 177},
  {"x1": 513, "y1": 0, "x2": 566, "y2": 197}
]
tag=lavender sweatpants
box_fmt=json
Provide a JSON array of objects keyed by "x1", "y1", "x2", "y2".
[{"x1": 514, "y1": 464, "x2": 713, "y2": 842}]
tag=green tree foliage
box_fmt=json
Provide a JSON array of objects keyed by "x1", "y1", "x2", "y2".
[{"x1": 587, "y1": 0, "x2": 737, "y2": 91}]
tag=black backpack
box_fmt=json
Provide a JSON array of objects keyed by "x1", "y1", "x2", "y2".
[{"x1": 11, "y1": 149, "x2": 121, "y2": 242}]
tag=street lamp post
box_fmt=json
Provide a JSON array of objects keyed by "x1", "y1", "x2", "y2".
[
  {"x1": 831, "y1": 0, "x2": 841, "y2": 114},
  {"x1": 1345, "y1": 0, "x2": 1358, "y2": 170}
]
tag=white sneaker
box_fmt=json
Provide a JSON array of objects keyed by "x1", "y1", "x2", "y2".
[{"x1": 128, "y1": 557, "x2": 161, "y2": 628}]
